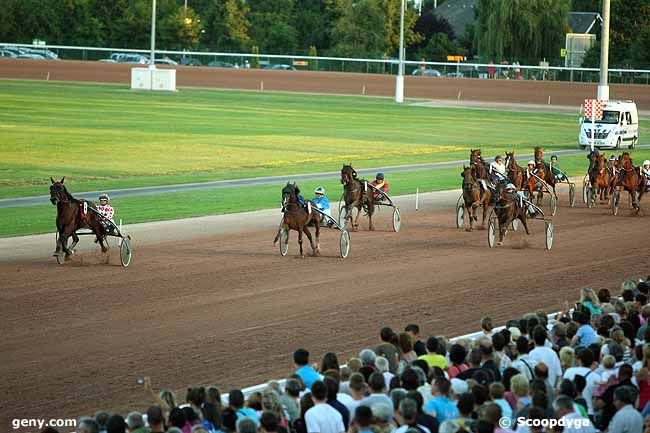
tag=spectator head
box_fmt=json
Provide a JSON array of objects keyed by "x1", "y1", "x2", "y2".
[
  {"x1": 613, "y1": 385, "x2": 637, "y2": 409},
  {"x1": 106, "y1": 415, "x2": 126, "y2": 433},
  {"x1": 311, "y1": 380, "x2": 328, "y2": 402},
  {"x1": 481, "y1": 317, "x2": 494, "y2": 333},
  {"x1": 323, "y1": 376, "x2": 339, "y2": 401},
  {"x1": 285, "y1": 378, "x2": 301, "y2": 398},
  {"x1": 293, "y1": 348, "x2": 309, "y2": 366},
  {"x1": 532, "y1": 325, "x2": 547, "y2": 346},
  {"x1": 449, "y1": 344, "x2": 467, "y2": 366},
  {"x1": 510, "y1": 374, "x2": 529, "y2": 398},
  {"x1": 553, "y1": 395, "x2": 574, "y2": 417},
  {"x1": 405, "y1": 324, "x2": 420, "y2": 338},
  {"x1": 380, "y1": 326, "x2": 395, "y2": 342},
  {"x1": 94, "y1": 412, "x2": 110, "y2": 432},
  {"x1": 260, "y1": 411, "x2": 279, "y2": 433},
  {"x1": 400, "y1": 367, "x2": 420, "y2": 391},
  {"x1": 229, "y1": 389, "x2": 245, "y2": 409},
  {"x1": 353, "y1": 405, "x2": 373, "y2": 428},
  {"x1": 399, "y1": 332, "x2": 414, "y2": 354},
  {"x1": 147, "y1": 405, "x2": 164, "y2": 427},
  {"x1": 236, "y1": 418, "x2": 257, "y2": 433},
  {"x1": 359, "y1": 349, "x2": 377, "y2": 366},
  {"x1": 489, "y1": 382, "x2": 505, "y2": 400},
  {"x1": 390, "y1": 388, "x2": 408, "y2": 411},
  {"x1": 375, "y1": 356, "x2": 390, "y2": 373},
  {"x1": 168, "y1": 407, "x2": 186, "y2": 429},
  {"x1": 125, "y1": 412, "x2": 144, "y2": 431},
  {"x1": 426, "y1": 336, "x2": 439, "y2": 353},
  {"x1": 398, "y1": 398, "x2": 418, "y2": 423},
  {"x1": 515, "y1": 336, "x2": 530, "y2": 355},
  {"x1": 457, "y1": 392, "x2": 475, "y2": 417},
  {"x1": 77, "y1": 418, "x2": 99, "y2": 433},
  {"x1": 319, "y1": 352, "x2": 340, "y2": 373},
  {"x1": 433, "y1": 377, "x2": 451, "y2": 397},
  {"x1": 368, "y1": 372, "x2": 386, "y2": 393}
]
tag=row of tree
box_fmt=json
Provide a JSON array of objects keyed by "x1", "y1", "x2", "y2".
[{"x1": 0, "y1": 0, "x2": 648, "y2": 68}]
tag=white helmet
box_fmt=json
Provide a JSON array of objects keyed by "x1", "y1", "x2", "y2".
[
  {"x1": 643, "y1": 160, "x2": 650, "y2": 167},
  {"x1": 314, "y1": 186, "x2": 325, "y2": 194},
  {"x1": 527, "y1": 160, "x2": 535, "y2": 166}
]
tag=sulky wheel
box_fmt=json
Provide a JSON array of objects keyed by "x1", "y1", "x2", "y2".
[
  {"x1": 339, "y1": 230, "x2": 350, "y2": 258},
  {"x1": 279, "y1": 228, "x2": 289, "y2": 256},
  {"x1": 545, "y1": 220, "x2": 554, "y2": 250},
  {"x1": 120, "y1": 236, "x2": 132, "y2": 267},
  {"x1": 488, "y1": 218, "x2": 497, "y2": 248}
]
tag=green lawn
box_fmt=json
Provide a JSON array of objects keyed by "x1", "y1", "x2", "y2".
[
  {"x1": 3, "y1": 151, "x2": 650, "y2": 238},
  {"x1": 4, "y1": 80, "x2": 645, "y2": 199}
]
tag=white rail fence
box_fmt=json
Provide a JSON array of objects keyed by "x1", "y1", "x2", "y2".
[{"x1": 3, "y1": 42, "x2": 650, "y2": 84}]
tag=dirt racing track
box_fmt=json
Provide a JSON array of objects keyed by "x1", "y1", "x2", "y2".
[{"x1": 1, "y1": 188, "x2": 649, "y2": 427}]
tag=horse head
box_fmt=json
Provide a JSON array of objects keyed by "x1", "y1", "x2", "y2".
[
  {"x1": 282, "y1": 182, "x2": 298, "y2": 207},
  {"x1": 49, "y1": 177, "x2": 68, "y2": 205},
  {"x1": 340, "y1": 164, "x2": 357, "y2": 185}
]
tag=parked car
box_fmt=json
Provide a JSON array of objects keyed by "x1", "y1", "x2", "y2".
[
  {"x1": 412, "y1": 68, "x2": 442, "y2": 77},
  {"x1": 207, "y1": 60, "x2": 234, "y2": 68},
  {"x1": 180, "y1": 57, "x2": 202, "y2": 66},
  {"x1": 271, "y1": 64, "x2": 296, "y2": 71}
]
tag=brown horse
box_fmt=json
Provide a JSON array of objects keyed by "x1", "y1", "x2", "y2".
[
  {"x1": 534, "y1": 146, "x2": 556, "y2": 193},
  {"x1": 461, "y1": 166, "x2": 492, "y2": 231},
  {"x1": 614, "y1": 152, "x2": 645, "y2": 213},
  {"x1": 273, "y1": 182, "x2": 320, "y2": 258},
  {"x1": 49, "y1": 177, "x2": 108, "y2": 260},
  {"x1": 340, "y1": 164, "x2": 375, "y2": 231},
  {"x1": 504, "y1": 152, "x2": 525, "y2": 190},
  {"x1": 494, "y1": 183, "x2": 531, "y2": 246}
]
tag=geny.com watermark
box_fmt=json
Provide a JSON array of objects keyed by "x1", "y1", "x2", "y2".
[
  {"x1": 12, "y1": 418, "x2": 76, "y2": 431},
  {"x1": 499, "y1": 416, "x2": 591, "y2": 430}
]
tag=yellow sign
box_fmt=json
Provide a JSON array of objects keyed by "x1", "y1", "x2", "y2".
[
  {"x1": 292, "y1": 60, "x2": 308, "y2": 66},
  {"x1": 560, "y1": 48, "x2": 566, "y2": 58},
  {"x1": 447, "y1": 55, "x2": 465, "y2": 62}
]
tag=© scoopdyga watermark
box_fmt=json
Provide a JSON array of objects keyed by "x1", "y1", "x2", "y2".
[
  {"x1": 499, "y1": 416, "x2": 591, "y2": 430},
  {"x1": 12, "y1": 418, "x2": 77, "y2": 431}
]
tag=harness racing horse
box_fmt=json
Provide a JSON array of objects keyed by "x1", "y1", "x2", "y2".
[
  {"x1": 461, "y1": 166, "x2": 492, "y2": 231},
  {"x1": 273, "y1": 182, "x2": 321, "y2": 258},
  {"x1": 49, "y1": 177, "x2": 108, "y2": 260},
  {"x1": 494, "y1": 183, "x2": 531, "y2": 246},
  {"x1": 340, "y1": 164, "x2": 375, "y2": 231},
  {"x1": 504, "y1": 152, "x2": 525, "y2": 190},
  {"x1": 615, "y1": 152, "x2": 645, "y2": 213},
  {"x1": 534, "y1": 146, "x2": 556, "y2": 193}
]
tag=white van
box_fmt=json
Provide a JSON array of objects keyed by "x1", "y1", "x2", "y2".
[{"x1": 578, "y1": 100, "x2": 639, "y2": 149}]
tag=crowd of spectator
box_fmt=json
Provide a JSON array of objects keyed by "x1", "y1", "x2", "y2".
[{"x1": 60, "y1": 276, "x2": 650, "y2": 433}]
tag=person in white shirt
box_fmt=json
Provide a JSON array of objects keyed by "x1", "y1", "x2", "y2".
[
  {"x1": 305, "y1": 381, "x2": 345, "y2": 433},
  {"x1": 553, "y1": 396, "x2": 596, "y2": 433},
  {"x1": 563, "y1": 348, "x2": 600, "y2": 416},
  {"x1": 529, "y1": 325, "x2": 562, "y2": 389}
]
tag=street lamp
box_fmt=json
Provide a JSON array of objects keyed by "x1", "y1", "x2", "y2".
[{"x1": 395, "y1": 0, "x2": 405, "y2": 103}]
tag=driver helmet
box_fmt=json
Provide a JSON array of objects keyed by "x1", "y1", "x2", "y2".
[
  {"x1": 643, "y1": 160, "x2": 650, "y2": 167},
  {"x1": 99, "y1": 194, "x2": 110, "y2": 202},
  {"x1": 495, "y1": 155, "x2": 503, "y2": 162},
  {"x1": 314, "y1": 186, "x2": 325, "y2": 195},
  {"x1": 505, "y1": 183, "x2": 516, "y2": 191},
  {"x1": 527, "y1": 160, "x2": 535, "y2": 166},
  {"x1": 610, "y1": 155, "x2": 618, "y2": 161},
  {"x1": 376, "y1": 172, "x2": 385, "y2": 180}
]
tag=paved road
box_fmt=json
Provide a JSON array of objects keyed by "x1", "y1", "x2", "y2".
[{"x1": 1, "y1": 145, "x2": 648, "y2": 208}]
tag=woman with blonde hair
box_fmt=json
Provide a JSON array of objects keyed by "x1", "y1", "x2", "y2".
[
  {"x1": 559, "y1": 346, "x2": 575, "y2": 372},
  {"x1": 580, "y1": 288, "x2": 602, "y2": 315}
]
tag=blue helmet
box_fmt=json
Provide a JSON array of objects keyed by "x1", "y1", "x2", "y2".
[{"x1": 376, "y1": 172, "x2": 385, "y2": 180}]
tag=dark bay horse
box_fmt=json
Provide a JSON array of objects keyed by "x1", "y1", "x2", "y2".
[
  {"x1": 615, "y1": 152, "x2": 645, "y2": 213},
  {"x1": 461, "y1": 166, "x2": 492, "y2": 231},
  {"x1": 494, "y1": 183, "x2": 531, "y2": 246},
  {"x1": 49, "y1": 177, "x2": 108, "y2": 260},
  {"x1": 273, "y1": 182, "x2": 320, "y2": 257},
  {"x1": 340, "y1": 164, "x2": 375, "y2": 231},
  {"x1": 505, "y1": 152, "x2": 525, "y2": 190}
]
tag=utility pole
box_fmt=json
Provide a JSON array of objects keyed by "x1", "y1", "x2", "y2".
[
  {"x1": 395, "y1": 0, "x2": 405, "y2": 103},
  {"x1": 598, "y1": 0, "x2": 610, "y2": 100}
]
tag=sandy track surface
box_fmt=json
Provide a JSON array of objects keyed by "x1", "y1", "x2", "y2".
[
  {"x1": 1, "y1": 186, "x2": 649, "y2": 428},
  {"x1": 1, "y1": 58, "x2": 649, "y2": 109}
]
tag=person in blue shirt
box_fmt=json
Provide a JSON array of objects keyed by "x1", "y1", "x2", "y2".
[
  {"x1": 294, "y1": 348, "x2": 321, "y2": 389},
  {"x1": 424, "y1": 378, "x2": 459, "y2": 423},
  {"x1": 572, "y1": 311, "x2": 597, "y2": 348}
]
